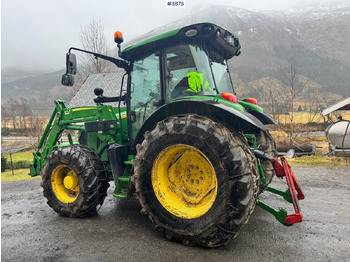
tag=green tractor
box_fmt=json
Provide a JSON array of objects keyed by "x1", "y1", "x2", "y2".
[{"x1": 30, "y1": 23, "x2": 304, "y2": 247}]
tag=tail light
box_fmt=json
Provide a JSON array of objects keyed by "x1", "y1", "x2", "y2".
[
  {"x1": 246, "y1": 97, "x2": 258, "y2": 105},
  {"x1": 221, "y1": 93, "x2": 238, "y2": 103}
]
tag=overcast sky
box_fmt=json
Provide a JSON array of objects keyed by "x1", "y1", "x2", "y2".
[{"x1": 1, "y1": 0, "x2": 346, "y2": 71}]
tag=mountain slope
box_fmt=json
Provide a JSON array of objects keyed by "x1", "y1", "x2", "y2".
[
  {"x1": 2, "y1": 2, "x2": 349, "y2": 113},
  {"x1": 1, "y1": 69, "x2": 78, "y2": 114},
  {"x1": 124, "y1": 3, "x2": 350, "y2": 98}
]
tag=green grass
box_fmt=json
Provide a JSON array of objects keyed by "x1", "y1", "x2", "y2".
[
  {"x1": 1, "y1": 150, "x2": 37, "y2": 182},
  {"x1": 288, "y1": 155, "x2": 350, "y2": 167},
  {"x1": 1, "y1": 169, "x2": 40, "y2": 182},
  {"x1": 3, "y1": 150, "x2": 33, "y2": 161}
]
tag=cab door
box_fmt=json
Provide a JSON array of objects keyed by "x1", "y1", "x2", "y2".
[{"x1": 128, "y1": 53, "x2": 162, "y2": 140}]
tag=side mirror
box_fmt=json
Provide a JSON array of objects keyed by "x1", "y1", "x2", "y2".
[
  {"x1": 66, "y1": 53, "x2": 77, "y2": 75},
  {"x1": 61, "y1": 73, "x2": 74, "y2": 86}
]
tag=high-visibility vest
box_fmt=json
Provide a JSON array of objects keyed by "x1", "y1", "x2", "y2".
[{"x1": 186, "y1": 72, "x2": 212, "y2": 93}]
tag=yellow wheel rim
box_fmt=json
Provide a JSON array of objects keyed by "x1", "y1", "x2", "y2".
[
  {"x1": 152, "y1": 144, "x2": 218, "y2": 219},
  {"x1": 51, "y1": 165, "x2": 79, "y2": 204}
]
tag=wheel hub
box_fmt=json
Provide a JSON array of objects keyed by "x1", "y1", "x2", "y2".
[
  {"x1": 51, "y1": 165, "x2": 79, "y2": 204},
  {"x1": 152, "y1": 144, "x2": 217, "y2": 219},
  {"x1": 63, "y1": 172, "x2": 79, "y2": 190}
]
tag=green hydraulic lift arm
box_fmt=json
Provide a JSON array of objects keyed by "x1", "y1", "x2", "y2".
[{"x1": 29, "y1": 100, "x2": 122, "y2": 177}]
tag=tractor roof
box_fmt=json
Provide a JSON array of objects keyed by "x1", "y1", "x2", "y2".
[{"x1": 121, "y1": 22, "x2": 241, "y2": 61}]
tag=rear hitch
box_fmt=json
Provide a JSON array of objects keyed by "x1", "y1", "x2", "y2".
[{"x1": 254, "y1": 150, "x2": 305, "y2": 226}]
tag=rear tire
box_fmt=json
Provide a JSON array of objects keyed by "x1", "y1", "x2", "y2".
[
  {"x1": 41, "y1": 145, "x2": 109, "y2": 217},
  {"x1": 133, "y1": 114, "x2": 259, "y2": 247},
  {"x1": 255, "y1": 130, "x2": 278, "y2": 186}
]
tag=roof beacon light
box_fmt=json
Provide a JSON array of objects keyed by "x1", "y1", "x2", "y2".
[
  {"x1": 114, "y1": 31, "x2": 124, "y2": 44},
  {"x1": 221, "y1": 93, "x2": 238, "y2": 103},
  {"x1": 246, "y1": 97, "x2": 259, "y2": 105}
]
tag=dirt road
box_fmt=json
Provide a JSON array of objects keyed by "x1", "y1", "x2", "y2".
[{"x1": 2, "y1": 166, "x2": 350, "y2": 261}]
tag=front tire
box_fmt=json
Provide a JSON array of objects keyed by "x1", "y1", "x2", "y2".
[
  {"x1": 41, "y1": 145, "x2": 109, "y2": 217},
  {"x1": 133, "y1": 114, "x2": 259, "y2": 247}
]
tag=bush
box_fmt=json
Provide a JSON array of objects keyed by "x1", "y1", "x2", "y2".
[
  {"x1": 1, "y1": 155, "x2": 30, "y2": 171},
  {"x1": 12, "y1": 160, "x2": 30, "y2": 169},
  {"x1": 1, "y1": 154, "x2": 8, "y2": 171}
]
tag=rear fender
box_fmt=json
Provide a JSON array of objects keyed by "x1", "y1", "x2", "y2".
[
  {"x1": 132, "y1": 100, "x2": 266, "y2": 150},
  {"x1": 248, "y1": 109, "x2": 277, "y2": 125}
]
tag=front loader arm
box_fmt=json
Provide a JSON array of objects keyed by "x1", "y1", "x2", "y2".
[
  {"x1": 30, "y1": 100, "x2": 71, "y2": 176},
  {"x1": 29, "y1": 100, "x2": 123, "y2": 177}
]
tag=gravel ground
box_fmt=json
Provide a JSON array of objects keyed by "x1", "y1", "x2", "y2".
[{"x1": 1, "y1": 166, "x2": 350, "y2": 262}]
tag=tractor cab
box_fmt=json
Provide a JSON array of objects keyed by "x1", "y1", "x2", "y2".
[
  {"x1": 61, "y1": 23, "x2": 274, "y2": 144},
  {"x1": 127, "y1": 42, "x2": 234, "y2": 122},
  {"x1": 120, "y1": 23, "x2": 243, "y2": 140},
  {"x1": 122, "y1": 23, "x2": 240, "y2": 101}
]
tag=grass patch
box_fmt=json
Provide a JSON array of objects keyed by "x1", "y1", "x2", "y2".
[
  {"x1": 3, "y1": 150, "x2": 33, "y2": 161},
  {"x1": 288, "y1": 155, "x2": 350, "y2": 166},
  {"x1": 1, "y1": 169, "x2": 40, "y2": 182},
  {"x1": 271, "y1": 132, "x2": 350, "y2": 166},
  {"x1": 2, "y1": 150, "x2": 33, "y2": 172},
  {"x1": 1, "y1": 150, "x2": 37, "y2": 182}
]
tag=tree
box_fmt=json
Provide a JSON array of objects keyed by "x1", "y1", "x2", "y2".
[
  {"x1": 303, "y1": 90, "x2": 320, "y2": 124},
  {"x1": 18, "y1": 97, "x2": 33, "y2": 130},
  {"x1": 1, "y1": 104, "x2": 10, "y2": 129},
  {"x1": 5, "y1": 99, "x2": 20, "y2": 130},
  {"x1": 279, "y1": 60, "x2": 305, "y2": 144},
  {"x1": 79, "y1": 19, "x2": 111, "y2": 79},
  {"x1": 263, "y1": 78, "x2": 285, "y2": 125},
  {"x1": 27, "y1": 115, "x2": 46, "y2": 142},
  {"x1": 2, "y1": 98, "x2": 33, "y2": 132}
]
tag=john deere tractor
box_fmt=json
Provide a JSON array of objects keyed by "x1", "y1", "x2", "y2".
[{"x1": 30, "y1": 23, "x2": 304, "y2": 247}]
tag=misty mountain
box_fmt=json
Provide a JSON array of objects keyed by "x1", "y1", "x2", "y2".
[
  {"x1": 1, "y1": 68, "x2": 49, "y2": 84},
  {"x1": 132, "y1": 3, "x2": 350, "y2": 97},
  {"x1": 2, "y1": 2, "x2": 349, "y2": 113},
  {"x1": 1, "y1": 69, "x2": 77, "y2": 114}
]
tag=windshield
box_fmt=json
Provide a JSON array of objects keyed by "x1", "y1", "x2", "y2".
[
  {"x1": 165, "y1": 44, "x2": 217, "y2": 99},
  {"x1": 210, "y1": 60, "x2": 235, "y2": 94},
  {"x1": 164, "y1": 44, "x2": 235, "y2": 100}
]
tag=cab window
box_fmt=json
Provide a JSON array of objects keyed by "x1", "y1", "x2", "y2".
[
  {"x1": 130, "y1": 54, "x2": 161, "y2": 133},
  {"x1": 164, "y1": 44, "x2": 217, "y2": 100}
]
